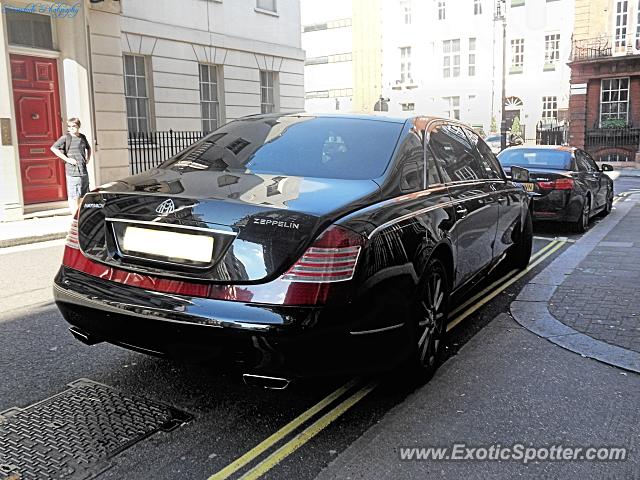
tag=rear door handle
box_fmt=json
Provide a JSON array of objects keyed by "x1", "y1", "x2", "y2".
[{"x1": 455, "y1": 206, "x2": 468, "y2": 218}]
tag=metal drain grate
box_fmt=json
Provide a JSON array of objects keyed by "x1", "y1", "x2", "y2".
[{"x1": 0, "y1": 379, "x2": 191, "y2": 480}]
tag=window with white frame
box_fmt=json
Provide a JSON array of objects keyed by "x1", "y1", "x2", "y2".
[
  {"x1": 600, "y1": 78, "x2": 629, "y2": 125},
  {"x1": 438, "y1": 1, "x2": 446, "y2": 20},
  {"x1": 443, "y1": 96, "x2": 460, "y2": 119},
  {"x1": 199, "y1": 64, "x2": 221, "y2": 132},
  {"x1": 614, "y1": 0, "x2": 628, "y2": 52},
  {"x1": 599, "y1": 153, "x2": 630, "y2": 162},
  {"x1": 474, "y1": 0, "x2": 482, "y2": 14},
  {"x1": 542, "y1": 96, "x2": 558, "y2": 119},
  {"x1": 260, "y1": 71, "x2": 277, "y2": 114},
  {"x1": 443, "y1": 39, "x2": 460, "y2": 77},
  {"x1": 123, "y1": 54, "x2": 151, "y2": 133},
  {"x1": 544, "y1": 34, "x2": 560, "y2": 65},
  {"x1": 511, "y1": 39, "x2": 524, "y2": 72},
  {"x1": 469, "y1": 37, "x2": 476, "y2": 76},
  {"x1": 400, "y1": 47, "x2": 413, "y2": 83},
  {"x1": 400, "y1": 0, "x2": 412, "y2": 24},
  {"x1": 256, "y1": 0, "x2": 277, "y2": 12},
  {"x1": 6, "y1": 11, "x2": 53, "y2": 49},
  {"x1": 401, "y1": 102, "x2": 415, "y2": 111}
]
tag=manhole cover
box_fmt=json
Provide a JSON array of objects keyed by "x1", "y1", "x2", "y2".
[{"x1": 0, "y1": 379, "x2": 191, "y2": 480}]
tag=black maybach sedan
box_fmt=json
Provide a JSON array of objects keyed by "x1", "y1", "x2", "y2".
[
  {"x1": 498, "y1": 146, "x2": 614, "y2": 232},
  {"x1": 54, "y1": 113, "x2": 533, "y2": 385}
]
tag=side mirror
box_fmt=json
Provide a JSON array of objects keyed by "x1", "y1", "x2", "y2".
[
  {"x1": 600, "y1": 163, "x2": 614, "y2": 172},
  {"x1": 511, "y1": 165, "x2": 530, "y2": 182}
]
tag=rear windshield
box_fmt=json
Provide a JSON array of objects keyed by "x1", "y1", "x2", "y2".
[
  {"x1": 161, "y1": 116, "x2": 403, "y2": 180},
  {"x1": 498, "y1": 148, "x2": 573, "y2": 170}
]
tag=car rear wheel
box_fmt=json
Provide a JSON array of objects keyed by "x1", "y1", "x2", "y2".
[
  {"x1": 575, "y1": 196, "x2": 591, "y2": 233},
  {"x1": 506, "y1": 209, "x2": 533, "y2": 270},
  {"x1": 602, "y1": 189, "x2": 613, "y2": 217},
  {"x1": 407, "y1": 257, "x2": 449, "y2": 382}
]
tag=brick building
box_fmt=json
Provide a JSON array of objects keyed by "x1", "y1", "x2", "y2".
[{"x1": 568, "y1": 0, "x2": 640, "y2": 166}]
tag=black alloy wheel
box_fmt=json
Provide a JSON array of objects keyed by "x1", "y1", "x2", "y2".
[
  {"x1": 411, "y1": 257, "x2": 449, "y2": 382},
  {"x1": 506, "y1": 208, "x2": 533, "y2": 270},
  {"x1": 602, "y1": 189, "x2": 614, "y2": 216},
  {"x1": 575, "y1": 196, "x2": 591, "y2": 233}
]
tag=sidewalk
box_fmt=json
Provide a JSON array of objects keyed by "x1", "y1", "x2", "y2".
[
  {"x1": 316, "y1": 193, "x2": 640, "y2": 479},
  {"x1": 0, "y1": 212, "x2": 72, "y2": 248}
]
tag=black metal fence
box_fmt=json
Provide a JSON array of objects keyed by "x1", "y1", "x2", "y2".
[
  {"x1": 536, "y1": 121, "x2": 568, "y2": 145},
  {"x1": 585, "y1": 127, "x2": 640, "y2": 149},
  {"x1": 128, "y1": 130, "x2": 209, "y2": 175},
  {"x1": 571, "y1": 37, "x2": 612, "y2": 61}
]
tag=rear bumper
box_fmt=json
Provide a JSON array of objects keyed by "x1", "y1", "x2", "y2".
[
  {"x1": 53, "y1": 266, "x2": 411, "y2": 378},
  {"x1": 532, "y1": 191, "x2": 582, "y2": 222}
]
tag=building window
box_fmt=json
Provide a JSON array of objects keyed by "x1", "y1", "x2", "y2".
[
  {"x1": 510, "y1": 39, "x2": 525, "y2": 73},
  {"x1": 401, "y1": 102, "x2": 415, "y2": 111},
  {"x1": 305, "y1": 53, "x2": 352, "y2": 65},
  {"x1": 600, "y1": 78, "x2": 629, "y2": 126},
  {"x1": 614, "y1": 0, "x2": 628, "y2": 52},
  {"x1": 400, "y1": 0, "x2": 412, "y2": 24},
  {"x1": 544, "y1": 34, "x2": 560, "y2": 68},
  {"x1": 542, "y1": 96, "x2": 558, "y2": 119},
  {"x1": 474, "y1": 0, "x2": 483, "y2": 14},
  {"x1": 400, "y1": 47, "x2": 413, "y2": 83},
  {"x1": 599, "y1": 153, "x2": 630, "y2": 162},
  {"x1": 443, "y1": 96, "x2": 460, "y2": 120},
  {"x1": 256, "y1": 0, "x2": 277, "y2": 12},
  {"x1": 469, "y1": 37, "x2": 476, "y2": 76},
  {"x1": 199, "y1": 64, "x2": 221, "y2": 132},
  {"x1": 123, "y1": 54, "x2": 151, "y2": 133},
  {"x1": 260, "y1": 71, "x2": 276, "y2": 114},
  {"x1": 6, "y1": 11, "x2": 53, "y2": 49},
  {"x1": 303, "y1": 18, "x2": 351, "y2": 32},
  {"x1": 443, "y1": 39, "x2": 460, "y2": 77},
  {"x1": 438, "y1": 1, "x2": 446, "y2": 20}
]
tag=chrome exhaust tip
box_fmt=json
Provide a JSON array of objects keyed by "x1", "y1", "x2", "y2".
[
  {"x1": 68, "y1": 327, "x2": 102, "y2": 345},
  {"x1": 242, "y1": 373, "x2": 291, "y2": 390}
]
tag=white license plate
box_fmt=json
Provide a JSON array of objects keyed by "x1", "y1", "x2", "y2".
[
  {"x1": 122, "y1": 226, "x2": 214, "y2": 263},
  {"x1": 521, "y1": 182, "x2": 535, "y2": 192}
]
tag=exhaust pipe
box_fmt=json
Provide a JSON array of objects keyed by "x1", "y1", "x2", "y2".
[
  {"x1": 242, "y1": 373, "x2": 291, "y2": 390},
  {"x1": 68, "y1": 327, "x2": 102, "y2": 345}
]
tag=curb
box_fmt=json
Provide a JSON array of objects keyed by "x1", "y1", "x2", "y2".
[
  {"x1": 510, "y1": 196, "x2": 640, "y2": 374},
  {"x1": 0, "y1": 231, "x2": 68, "y2": 249}
]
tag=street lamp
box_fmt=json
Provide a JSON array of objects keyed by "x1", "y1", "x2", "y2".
[{"x1": 495, "y1": 0, "x2": 507, "y2": 151}]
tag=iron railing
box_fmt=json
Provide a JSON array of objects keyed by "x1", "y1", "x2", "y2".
[
  {"x1": 536, "y1": 120, "x2": 568, "y2": 145},
  {"x1": 571, "y1": 37, "x2": 612, "y2": 61},
  {"x1": 128, "y1": 130, "x2": 209, "y2": 175},
  {"x1": 585, "y1": 127, "x2": 640, "y2": 148}
]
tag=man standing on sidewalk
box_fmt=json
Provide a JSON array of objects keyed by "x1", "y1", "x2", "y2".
[{"x1": 50, "y1": 117, "x2": 91, "y2": 215}]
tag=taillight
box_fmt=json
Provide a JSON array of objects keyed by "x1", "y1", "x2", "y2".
[
  {"x1": 283, "y1": 225, "x2": 364, "y2": 283},
  {"x1": 65, "y1": 214, "x2": 79, "y2": 249},
  {"x1": 537, "y1": 178, "x2": 574, "y2": 190}
]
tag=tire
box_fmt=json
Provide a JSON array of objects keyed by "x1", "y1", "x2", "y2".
[
  {"x1": 406, "y1": 257, "x2": 449, "y2": 383},
  {"x1": 601, "y1": 189, "x2": 613, "y2": 217},
  {"x1": 506, "y1": 208, "x2": 533, "y2": 270},
  {"x1": 575, "y1": 196, "x2": 591, "y2": 233}
]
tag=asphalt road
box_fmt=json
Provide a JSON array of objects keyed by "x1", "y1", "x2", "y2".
[{"x1": 0, "y1": 175, "x2": 637, "y2": 480}]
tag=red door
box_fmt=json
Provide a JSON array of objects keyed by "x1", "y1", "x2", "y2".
[{"x1": 10, "y1": 54, "x2": 66, "y2": 204}]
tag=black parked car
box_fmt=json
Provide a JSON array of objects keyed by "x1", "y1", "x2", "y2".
[
  {"x1": 498, "y1": 146, "x2": 614, "y2": 232},
  {"x1": 54, "y1": 113, "x2": 533, "y2": 385}
]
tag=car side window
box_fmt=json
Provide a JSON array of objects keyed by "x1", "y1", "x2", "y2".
[
  {"x1": 576, "y1": 151, "x2": 594, "y2": 172},
  {"x1": 428, "y1": 123, "x2": 486, "y2": 183},
  {"x1": 583, "y1": 150, "x2": 600, "y2": 172},
  {"x1": 464, "y1": 128, "x2": 504, "y2": 180},
  {"x1": 396, "y1": 131, "x2": 425, "y2": 192}
]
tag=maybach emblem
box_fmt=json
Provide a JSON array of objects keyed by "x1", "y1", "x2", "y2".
[{"x1": 156, "y1": 199, "x2": 176, "y2": 215}]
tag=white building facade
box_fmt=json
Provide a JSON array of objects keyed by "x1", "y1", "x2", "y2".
[
  {"x1": 0, "y1": 0, "x2": 304, "y2": 221},
  {"x1": 381, "y1": 0, "x2": 574, "y2": 141},
  {"x1": 301, "y1": 0, "x2": 355, "y2": 112}
]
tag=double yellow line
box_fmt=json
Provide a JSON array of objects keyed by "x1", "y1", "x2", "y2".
[{"x1": 208, "y1": 239, "x2": 566, "y2": 480}]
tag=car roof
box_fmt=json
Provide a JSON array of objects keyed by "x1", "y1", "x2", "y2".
[
  {"x1": 236, "y1": 111, "x2": 474, "y2": 128},
  {"x1": 503, "y1": 145, "x2": 576, "y2": 153}
]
